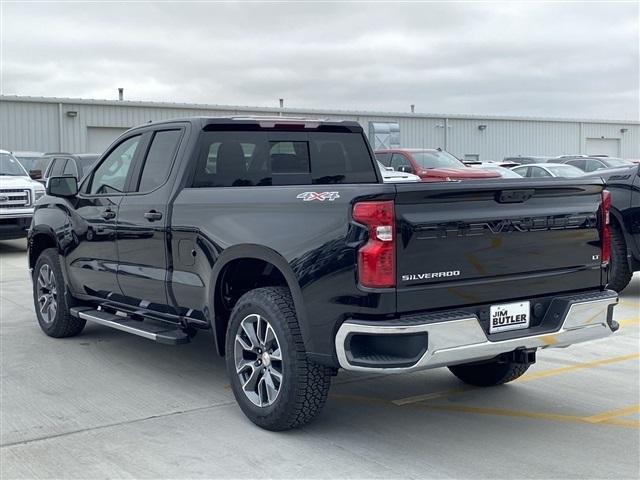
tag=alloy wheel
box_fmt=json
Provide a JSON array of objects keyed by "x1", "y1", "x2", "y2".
[
  {"x1": 37, "y1": 264, "x2": 58, "y2": 324},
  {"x1": 234, "y1": 313, "x2": 284, "y2": 407}
]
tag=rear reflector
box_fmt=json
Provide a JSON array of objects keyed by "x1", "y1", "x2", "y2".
[
  {"x1": 601, "y1": 189, "x2": 611, "y2": 265},
  {"x1": 353, "y1": 201, "x2": 396, "y2": 288}
]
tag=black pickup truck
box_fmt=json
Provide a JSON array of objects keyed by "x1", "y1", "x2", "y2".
[
  {"x1": 584, "y1": 164, "x2": 640, "y2": 291},
  {"x1": 29, "y1": 117, "x2": 618, "y2": 430}
]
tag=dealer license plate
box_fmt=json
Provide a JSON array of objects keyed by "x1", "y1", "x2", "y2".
[{"x1": 489, "y1": 301, "x2": 530, "y2": 334}]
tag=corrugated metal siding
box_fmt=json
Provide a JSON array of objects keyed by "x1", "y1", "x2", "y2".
[
  {"x1": 0, "y1": 100, "x2": 59, "y2": 151},
  {"x1": 59, "y1": 103, "x2": 239, "y2": 153},
  {"x1": 582, "y1": 123, "x2": 640, "y2": 159},
  {"x1": 1, "y1": 97, "x2": 639, "y2": 159},
  {"x1": 447, "y1": 119, "x2": 582, "y2": 161}
]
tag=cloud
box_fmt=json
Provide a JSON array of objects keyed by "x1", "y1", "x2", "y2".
[{"x1": 2, "y1": 1, "x2": 638, "y2": 120}]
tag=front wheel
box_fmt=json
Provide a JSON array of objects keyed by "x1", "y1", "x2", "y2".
[
  {"x1": 225, "y1": 287, "x2": 332, "y2": 431},
  {"x1": 32, "y1": 248, "x2": 86, "y2": 338},
  {"x1": 448, "y1": 358, "x2": 530, "y2": 387}
]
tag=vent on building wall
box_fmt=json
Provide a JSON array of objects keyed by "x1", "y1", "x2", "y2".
[{"x1": 369, "y1": 122, "x2": 401, "y2": 150}]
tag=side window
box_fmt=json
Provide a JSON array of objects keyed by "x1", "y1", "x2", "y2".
[
  {"x1": 49, "y1": 158, "x2": 67, "y2": 177},
  {"x1": 62, "y1": 159, "x2": 78, "y2": 177},
  {"x1": 531, "y1": 167, "x2": 551, "y2": 178},
  {"x1": 584, "y1": 159, "x2": 605, "y2": 172},
  {"x1": 375, "y1": 152, "x2": 391, "y2": 166},
  {"x1": 87, "y1": 136, "x2": 140, "y2": 195},
  {"x1": 137, "y1": 130, "x2": 182, "y2": 192},
  {"x1": 391, "y1": 153, "x2": 412, "y2": 172},
  {"x1": 513, "y1": 167, "x2": 529, "y2": 177},
  {"x1": 567, "y1": 159, "x2": 585, "y2": 170}
]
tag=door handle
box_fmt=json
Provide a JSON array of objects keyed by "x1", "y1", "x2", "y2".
[
  {"x1": 101, "y1": 208, "x2": 116, "y2": 220},
  {"x1": 144, "y1": 210, "x2": 163, "y2": 221}
]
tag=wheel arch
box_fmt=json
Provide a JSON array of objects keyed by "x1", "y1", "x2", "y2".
[
  {"x1": 209, "y1": 245, "x2": 307, "y2": 356},
  {"x1": 609, "y1": 207, "x2": 634, "y2": 270},
  {"x1": 28, "y1": 226, "x2": 59, "y2": 270}
]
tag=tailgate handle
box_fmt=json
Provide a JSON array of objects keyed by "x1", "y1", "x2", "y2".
[{"x1": 496, "y1": 189, "x2": 535, "y2": 203}]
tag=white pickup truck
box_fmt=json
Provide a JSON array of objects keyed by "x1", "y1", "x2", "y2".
[{"x1": 0, "y1": 150, "x2": 46, "y2": 240}]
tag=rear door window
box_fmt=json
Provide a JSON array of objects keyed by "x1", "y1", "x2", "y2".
[
  {"x1": 192, "y1": 131, "x2": 376, "y2": 187},
  {"x1": 136, "y1": 129, "x2": 182, "y2": 192},
  {"x1": 584, "y1": 159, "x2": 606, "y2": 172},
  {"x1": 62, "y1": 159, "x2": 78, "y2": 177},
  {"x1": 512, "y1": 166, "x2": 530, "y2": 177},
  {"x1": 566, "y1": 159, "x2": 586, "y2": 171},
  {"x1": 49, "y1": 158, "x2": 67, "y2": 177},
  {"x1": 531, "y1": 167, "x2": 551, "y2": 178}
]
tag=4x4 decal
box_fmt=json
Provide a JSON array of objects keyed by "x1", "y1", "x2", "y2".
[{"x1": 296, "y1": 192, "x2": 340, "y2": 202}]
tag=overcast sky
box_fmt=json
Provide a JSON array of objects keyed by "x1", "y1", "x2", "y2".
[{"x1": 1, "y1": 1, "x2": 638, "y2": 120}]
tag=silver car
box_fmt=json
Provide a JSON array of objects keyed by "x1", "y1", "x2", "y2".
[{"x1": 511, "y1": 163, "x2": 584, "y2": 178}]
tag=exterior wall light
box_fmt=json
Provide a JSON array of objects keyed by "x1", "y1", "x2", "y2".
[
  {"x1": 478, "y1": 124, "x2": 487, "y2": 131},
  {"x1": 66, "y1": 111, "x2": 78, "y2": 118},
  {"x1": 620, "y1": 128, "x2": 628, "y2": 133}
]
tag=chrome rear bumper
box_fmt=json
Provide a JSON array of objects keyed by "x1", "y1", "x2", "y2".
[{"x1": 335, "y1": 290, "x2": 618, "y2": 372}]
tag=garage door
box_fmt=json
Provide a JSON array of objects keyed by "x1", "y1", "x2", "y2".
[
  {"x1": 586, "y1": 138, "x2": 620, "y2": 157},
  {"x1": 87, "y1": 127, "x2": 130, "y2": 154}
]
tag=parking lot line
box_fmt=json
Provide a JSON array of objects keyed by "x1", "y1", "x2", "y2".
[
  {"x1": 584, "y1": 404, "x2": 640, "y2": 423},
  {"x1": 514, "y1": 352, "x2": 640, "y2": 382},
  {"x1": 393, "y1": 352, "x2": 640, "y2": 405},
  {"x1": 409, "y1": 403, "x2": 640, "y2": 429},
  {"x1": 618, "y1": 299, "x2": 640, "y2": 308},
  {"x1": 619, "y1": 318, "x2": 640, "y2": 326},
  {"x1": 331, "y1": 394, "x2": 640, "y2": 429}
]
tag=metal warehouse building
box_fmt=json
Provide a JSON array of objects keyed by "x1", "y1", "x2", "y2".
[{"x1": 1, "y1": 95, "x2": 638, "y2": 160}]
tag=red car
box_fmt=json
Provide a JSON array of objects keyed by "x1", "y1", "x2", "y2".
[{"x1": 375, "y1": 149, "x2": 501, "y2": 181}]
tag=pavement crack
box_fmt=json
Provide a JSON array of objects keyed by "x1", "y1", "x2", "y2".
[{"x1": 1, "y1": 401, "x2": 236, "y2": 449}]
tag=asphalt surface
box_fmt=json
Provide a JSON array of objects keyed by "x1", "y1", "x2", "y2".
[{"x1": 1, "y1": 238, "x2": 639, "y2": 479}]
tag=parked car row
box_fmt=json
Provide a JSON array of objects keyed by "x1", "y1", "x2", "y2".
[{"x1": 375, "y1": 149, "x2": 501, "y2": 181}]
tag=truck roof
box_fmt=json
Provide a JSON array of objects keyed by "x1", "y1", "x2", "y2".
[{"x1": 137, "y1": 116, "x2": 363, "y2": 132}]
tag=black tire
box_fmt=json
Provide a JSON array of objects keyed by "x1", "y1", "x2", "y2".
[
  {"x1": 225, "y1": 286, "x2": 333, "y2": 431},
  {"x1": 608, "y1": 223, "x2": 633, "y2": 293},
  {"x1": 448, "y1": 358, "x2": 530, "y2": 387},
  {"x1": 32, "y1": 248, "x2": 86, "y2": 338}
]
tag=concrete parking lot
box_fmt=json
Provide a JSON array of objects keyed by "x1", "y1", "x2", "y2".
[{"x1": 1, "y1": 238, "x2": 638, "y2": 479}]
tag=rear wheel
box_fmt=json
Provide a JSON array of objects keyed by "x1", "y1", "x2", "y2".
[
  {"x1": 608, "y1": 223, "x2": 633, "y2": 292},
  {"x1": 448, "y1": 358, "x2": 530, "y2": 387},
  {"x1": 225, "y1": 286, "x2": 333, "y2": 431},
  {"x1": 33, "y1": 248, "x2": 86, "y2": 338}
]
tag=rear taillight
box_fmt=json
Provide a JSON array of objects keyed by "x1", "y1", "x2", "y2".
[
  {"x1": 352, "y1": 201, "x2": 396, "y2": 288},
  {"x1": 601, "y1": 189, "x2": 611, "y2": 265}
]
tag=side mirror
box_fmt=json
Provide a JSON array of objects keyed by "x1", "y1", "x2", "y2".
[
  {"x1": 398, "y1": 165, "x2": 413, "y2": 173},
  {"x1": 47, "y1": 176, "x2": 78, "y2": 198},
  {"x1": 29, "y1": 169, "x2": 42, "y2": 180}
]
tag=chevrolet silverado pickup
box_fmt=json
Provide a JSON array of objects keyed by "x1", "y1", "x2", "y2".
[
  {"x1": 584, "y1": 164, "x2": 640, "y2": 291},
  {"x1": 29, "y1": 117, "x2": 618, "y2": 430}
]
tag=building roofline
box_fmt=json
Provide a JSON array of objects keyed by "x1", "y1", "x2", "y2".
[{"x1": 1, "y1": 94, "x2": 638, "y2": 125}]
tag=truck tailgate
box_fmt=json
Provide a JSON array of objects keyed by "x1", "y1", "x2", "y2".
[{"x1": 395, "y1": 179, "x2": 606, "y2": 312}]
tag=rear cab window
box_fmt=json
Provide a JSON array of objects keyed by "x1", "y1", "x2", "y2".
[{"x1": 192, "y1": 130, "x2": 377, "y2": 187}]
